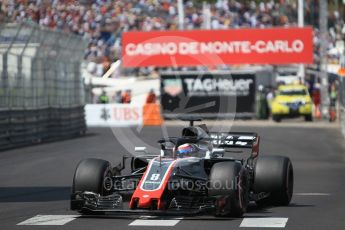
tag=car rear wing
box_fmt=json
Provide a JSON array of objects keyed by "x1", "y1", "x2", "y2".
[{"x1": 209, "y1": 132, "x2": 260, "y2": 157}]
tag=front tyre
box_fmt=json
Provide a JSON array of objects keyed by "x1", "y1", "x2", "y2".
[
  {"x1": 71, "y1": 158, "x2": 113, "y2": 211},
  {"x1": 209, "y1": 161, "x2": 249, "y2": 217}
]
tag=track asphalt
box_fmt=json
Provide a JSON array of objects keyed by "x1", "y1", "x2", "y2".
[{"x1": 0, "y1": 121, "x2": 344, "y2": 229}]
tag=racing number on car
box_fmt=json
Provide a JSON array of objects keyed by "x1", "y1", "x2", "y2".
[
  {"x1": 150, "y1": 173, "x2": 160, "y2": 181},
  {"x1": 142, "y1": 160, "x2": 171, "y2": 190}
]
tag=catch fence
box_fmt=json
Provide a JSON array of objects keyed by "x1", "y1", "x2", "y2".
[{"x1": 0, "y1": 22, "x2": 87, "y2": 150}]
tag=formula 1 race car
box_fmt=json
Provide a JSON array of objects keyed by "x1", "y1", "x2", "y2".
[{"x1": 71, "y1": 119, "x2": 294, "y2": 217}]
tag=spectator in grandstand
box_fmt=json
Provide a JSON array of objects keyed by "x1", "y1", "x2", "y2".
[{"x1": 1, "y1": 0, "x2": 344, "y2": 77}]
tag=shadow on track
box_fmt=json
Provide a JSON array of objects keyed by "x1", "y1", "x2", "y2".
[
  {"x1": 0, "y1": 186, "x2": 70, "y2": 202},
  {"x1": 0, "y1": 133, "x2": 98, "y2": 153},
  {"x1": 287, "y1": 203, "x2": 315, "y2": 208}
]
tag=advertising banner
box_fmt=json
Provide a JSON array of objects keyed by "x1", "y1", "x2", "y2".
[
  {"x1": 122, "y1": 27, "x2": 313, "y2": 67},
  {"x1": 160, "y1": 72, "x2": 256, "y2": 118},
  {"x1": 85, "y1": 104, "x2": 143, "y2": 127}
]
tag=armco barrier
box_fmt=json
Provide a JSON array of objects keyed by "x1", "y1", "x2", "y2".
[
  {"x1": 340, "y1": 76, "x2": 345, "y2": 139},
  {"x1": 341, "y1": 107, "x2": 345, "y2": 138},
  {"x1": 0, "y1": 110, "x2": 10, "y2": 149},
  {"x1": 0, "y1": 107, "x2": 86, "y2": 151}
]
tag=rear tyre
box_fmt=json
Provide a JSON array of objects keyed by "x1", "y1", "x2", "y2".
[
  {"x1": 273, "y1": 115, "x2": 281, "y2": 122},
  {"x1": 71, "y1": 158, "x2": 113, "y2": 212},
  {"x1": 254, "y1": 156, "x2": 293, "y2": 206},
  {"x1": 209, "y1": 161, "x2": 249, "y2": 217},
  {"x1": 304, "y1": 114, "x2": 313, "y2": 122}
]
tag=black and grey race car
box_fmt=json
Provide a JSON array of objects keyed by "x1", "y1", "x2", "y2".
[{"x1": 71, "y1": 119, "x2": 293, "y2": 217}]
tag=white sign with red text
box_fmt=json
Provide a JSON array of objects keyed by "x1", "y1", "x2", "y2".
[{"x1": 85, "y1": 104, "x2": 143, "y2": 127}]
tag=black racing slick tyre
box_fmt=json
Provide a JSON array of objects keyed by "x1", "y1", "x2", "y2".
[
  {"x1": 72, "y1": 158, "x2": 113, "y2": 196},
  {"x1": 254, "y1": 156, "x2": 294, "y2": 206},
  {"x1": 209, "y1": 161, "x2": 249, "y2": 217}
]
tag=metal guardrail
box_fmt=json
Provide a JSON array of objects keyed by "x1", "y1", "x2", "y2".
[
  {"x1": 0, "y1": 107, "x2": 86, "y2": 151},
  {"x1": 0, "y1": 22, "x2": 87, "y2": 150},
  {"x1": 341, "y1": 106, "x2": 345, "y2": 138},
  {"x1": 340, "y1": 76, "x2": 345, "y2": 138}
]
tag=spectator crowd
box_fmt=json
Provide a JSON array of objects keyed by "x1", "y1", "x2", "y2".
[{"x1": 1, "y1": 0, "x2": 344, "y2": 76}]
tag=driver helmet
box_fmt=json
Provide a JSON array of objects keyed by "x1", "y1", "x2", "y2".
[{"x1": 176, "y1": 143, "x2": 198, "y2": 158}]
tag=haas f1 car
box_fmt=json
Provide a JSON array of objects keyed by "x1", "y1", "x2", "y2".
[{"x1": 71, "y1": 120, "x2": 294, "y2": 217}]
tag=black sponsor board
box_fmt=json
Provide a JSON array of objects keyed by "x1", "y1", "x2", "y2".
[{"x1": 160, "y1": 71, "x2": 256, "y2": 119}]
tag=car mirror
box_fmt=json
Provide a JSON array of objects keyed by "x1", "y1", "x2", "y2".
[
  {"x1": 135, "y1": 147, "x2": 148, "y2": 154},
  {"x1": 211, "y1": 148, "x2": 225, "y2": 158}
]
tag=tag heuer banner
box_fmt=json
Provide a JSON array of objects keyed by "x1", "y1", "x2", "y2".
[{"x1": 160, "y1": 72, "x2": 256, "y2": 119}]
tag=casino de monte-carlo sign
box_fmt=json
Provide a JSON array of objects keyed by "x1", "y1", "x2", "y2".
[{"x1": 122, "y1": 27, "x2": 313, "y2": 68}]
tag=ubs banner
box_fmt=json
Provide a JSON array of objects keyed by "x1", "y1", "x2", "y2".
[{"x1": 160, "y1": 72, "x2": 256, "y2": 118}]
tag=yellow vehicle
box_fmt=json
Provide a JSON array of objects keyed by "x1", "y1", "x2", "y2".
[{"x1": 271, "y1": 85, "x2": 313, "y2": 122}]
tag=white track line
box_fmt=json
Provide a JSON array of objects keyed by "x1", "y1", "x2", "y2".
[
  {"x1": 17, "y1": 215, "x2": 80, "y2": 226},
  {"x1": 240, "y1": 217, "x2": 288, "y2": 228},
  {"x1": 295, "y1": 193, "x2": 330, "y2": 196},
  {"x1": 129, "y1": 219, "x2": 181, "y2": 226}
]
